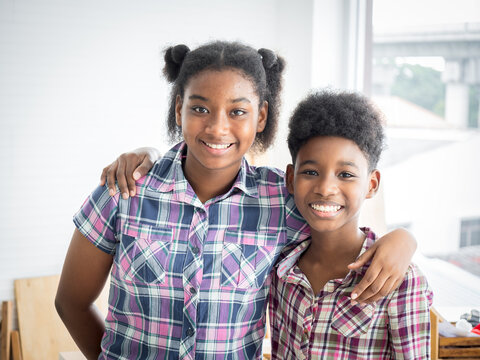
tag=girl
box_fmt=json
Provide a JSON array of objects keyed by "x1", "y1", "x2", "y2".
[{"x1": 56, "y1": 41, "x2": 416, "y2": 360}]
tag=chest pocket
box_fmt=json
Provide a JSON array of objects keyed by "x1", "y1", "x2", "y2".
[
  {"x1": 330, "y1": 295, "x2": 375, "y2": 337},
  {"x1": 118, "y1": 222, "x2": 173, "y2": 285},
  {"x1": 221, "y1": 230, "x2": 281, "y2": 289}
]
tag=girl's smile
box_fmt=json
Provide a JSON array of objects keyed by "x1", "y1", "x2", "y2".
[{"x1": 175, "y1": 69, "x2": 267, "y2": 201}]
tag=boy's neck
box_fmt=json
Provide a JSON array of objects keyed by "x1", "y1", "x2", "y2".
[{"x1": 298, "y1": 223, "x2": 366, "y2": 294}]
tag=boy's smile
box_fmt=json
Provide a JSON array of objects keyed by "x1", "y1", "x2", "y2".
[
  {"x1": 175, "y1": 69, "x2": 267, "y2": 185},
  {"x1": 286, "y1": 136, "x2": 379, "y2": 236}
]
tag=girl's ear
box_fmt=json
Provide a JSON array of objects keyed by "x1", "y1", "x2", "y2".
[
  {"x1": 366, "y1": 169, "x2": 381, "y2": 199},
  {"x1": 256, "y1": 101, "x2": 268, "y2": 133},
  {"x1": 285, "y1": 164, "x2": 295, "y2": 195},
  {"x1": 175, "y1": 95, "x2": 183, "y2": 127}
]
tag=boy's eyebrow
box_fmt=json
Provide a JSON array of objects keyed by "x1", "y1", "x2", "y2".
[
  {"x1": 298, "y1": 159, "x2": 317, "y2": 167},
  {"x1": 338, "y1": 160, "x2": 359, "y2": 169},
  {"x1": 297, "y1": 160, "x2": 360, "y2": 169}
]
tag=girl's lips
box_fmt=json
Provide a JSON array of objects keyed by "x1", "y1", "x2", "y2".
[{"x1": 201, "y1": 140, "x2": 234, "y2": 150}]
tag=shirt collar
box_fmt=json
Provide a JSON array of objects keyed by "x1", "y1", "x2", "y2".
[
  {"x1": 276, "y1": 228, "x2": 377, "y2": 282},
  {"x1": 146, "y1": 141, "x2": 259, "y2": 200}
]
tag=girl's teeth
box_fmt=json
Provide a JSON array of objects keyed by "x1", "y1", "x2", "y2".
[
  {"x1": 310, "y1": 204, "x2": 341, "y2": 212},
  {"x1": 205, "y1": 142, "x2": 230, "y2": 149}
]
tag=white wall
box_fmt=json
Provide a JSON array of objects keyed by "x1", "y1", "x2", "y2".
[
  {"x1": 383, "y1": 131, "x2": 480, "y2": 254},
  {"x1": 1, "y1": 0, "x2": 356, "y2": 306}
]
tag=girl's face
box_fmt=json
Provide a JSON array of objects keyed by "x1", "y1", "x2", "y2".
[{"x1": 175, "y1": 69, "x2": 267, "y2": 178}]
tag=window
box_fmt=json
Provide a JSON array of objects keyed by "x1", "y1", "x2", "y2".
[{"x1": 460, "y1": 218, "x2": 480, "y2": 247}]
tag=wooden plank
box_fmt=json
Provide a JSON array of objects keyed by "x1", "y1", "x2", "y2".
[
  {"x1": 439, "y1": 346, "x2": 480, "y2": 357},
  {"x1": 1, "y1": 301, "x2": 12, "y2": 360},
  {"x1": 440, "y1": 336, "x2": 480, "y2": 346},
  {"x1": 11, "y1": 330, "x2": 22, "y2": 360},
  {"x1": 430, "y1": 308, "x2": 440, "y2": 360},
  {"x1": 14, "y1": 275, "x2": 109, "y2": 360}
]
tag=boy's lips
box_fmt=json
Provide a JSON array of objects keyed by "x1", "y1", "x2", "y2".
[{"x1": 309, "y1": 202, "x2": 344, "y2": 216}]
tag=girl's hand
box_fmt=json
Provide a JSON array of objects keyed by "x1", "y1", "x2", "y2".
[
  {"x1": 99, "y1": 147, "x2": 161, "y2": 199},
  {"x1": 347, "y1": 228, "x2": 417, "y2": 304}
]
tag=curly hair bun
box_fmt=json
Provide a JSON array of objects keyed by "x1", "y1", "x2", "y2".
[
  {"x1": 258, "y1": 48, "x2": 278, "y2": 69},
  {"x1": 163, "y1": 44, "x2": 190, "y2": 82}
]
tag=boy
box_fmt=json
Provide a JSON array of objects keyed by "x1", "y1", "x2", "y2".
[{"x1": 269, "y1": 90, "x2": 433, "y2": 359}]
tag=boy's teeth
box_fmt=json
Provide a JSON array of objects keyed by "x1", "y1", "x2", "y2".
[
  {"x1": 310, "y1": 204, "x2": 341, "y2": 212},
  {"x1": 205, "y1": 142, "x2": 230, "y2": 149}
]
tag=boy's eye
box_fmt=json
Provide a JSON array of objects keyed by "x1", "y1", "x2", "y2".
[
  {"x1": 192, "y1": 106, "x2": 208, "y2": 114},
  {"x1": 339, "y1": 172, "x2": 355, "y2": 179},
  {"x1": 301, "y1": 169, "x2": 318, "y2": 176}
]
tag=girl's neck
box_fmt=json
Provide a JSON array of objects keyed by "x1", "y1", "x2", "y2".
[{"x1": 182, "y1": 153, "x2": 242, "y2": 204}]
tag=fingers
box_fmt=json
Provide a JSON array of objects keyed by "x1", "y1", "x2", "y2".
[
  {"x1": 350, "y1": 262, "x2": 383, "y2": 304},
  {"x1": 105, "y1": 160, "x2": 119, "y2": 197},
  {"x1": 132, "y1": 157, "x2": 154, "y2": 181},
  {"x1": 115, "y1": 157, "x2": 130, "y2": 200},
  {"x1": 356, "y1": 275, "x2": 401, "y2": 304},
  {"x1": 100, "y1": 167, "x2": 108, "y2": 186},
  {"x1": 348, "y1": 245, "x2": 376, "y2": 270},
  {"x1": 124, "y1": 158, "x2": 140, "y2": 197}
]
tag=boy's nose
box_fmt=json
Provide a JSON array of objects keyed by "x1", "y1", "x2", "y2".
[
  {"x1": 205, "y1": 112, "x2": 229, "y2": 135},
  {"x1": 314, "y1": 176, "x2": 339, "y2": 196}
]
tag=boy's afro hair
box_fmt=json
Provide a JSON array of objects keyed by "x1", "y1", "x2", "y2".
[{"x1": 287, "y1": 90, "x2": 385, "y2": 169}]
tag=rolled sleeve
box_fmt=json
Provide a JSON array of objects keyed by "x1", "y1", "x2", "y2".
[{"x1": 73, "y1": 185, "x2": 120, "y2": 255}]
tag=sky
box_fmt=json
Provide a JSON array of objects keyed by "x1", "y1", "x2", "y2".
[
  {"x1": 373, "y1": 0, "x2": 480, "y2": 71},
  {"x1": 373, "y1": 0, "x2": 480, "y2": 31}
]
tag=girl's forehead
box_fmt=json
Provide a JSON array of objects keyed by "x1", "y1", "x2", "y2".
[{"x1": 184, "y1": 69, "x2": 259, "y2": 99}]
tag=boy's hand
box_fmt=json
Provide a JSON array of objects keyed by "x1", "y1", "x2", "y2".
[
  {"x1": 99, "y1": 147, "x2": 161, "y2": 199},
  {"x1": 347, "y1": 228, "x2": 416, "y2": 304}
]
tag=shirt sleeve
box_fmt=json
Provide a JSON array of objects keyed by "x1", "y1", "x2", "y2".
[
  {"x1": 285, "y1": 193, "x2": 310, "y2": 248},
  {"x1": 387, "y1": 263, "x2": 434, "y2": 359},
  {"x1": 73, "y1": 185, "x2": 120, "y2": 255}
]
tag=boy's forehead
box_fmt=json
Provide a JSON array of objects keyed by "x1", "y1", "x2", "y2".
[{"x1": 295, "y1": 136, "x2": 369, "y2": 168}]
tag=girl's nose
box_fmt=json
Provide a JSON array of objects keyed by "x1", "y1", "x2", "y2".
[{"x1": 205, "y1": 111, "x2": 229, "y2": 136}]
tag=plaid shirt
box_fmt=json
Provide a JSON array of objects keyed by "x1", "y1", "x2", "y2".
[
  {"x1": 74, "y1": 142, "x2": 308, "y2": 360},
  {"x1": 269, "y1": 228, "x2": 433, "y2": 360}
]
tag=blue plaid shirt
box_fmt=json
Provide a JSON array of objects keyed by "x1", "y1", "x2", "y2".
[{"x1": 74, "y1": 142, "x2": 309, "y2": 359}]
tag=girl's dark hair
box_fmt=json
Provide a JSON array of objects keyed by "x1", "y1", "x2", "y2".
[{"x1": 163, "y1": 41, "x2": 285, "y2": 152}]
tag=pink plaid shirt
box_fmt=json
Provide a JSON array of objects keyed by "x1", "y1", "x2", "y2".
[{"x1": 269, "y1": 228, "x2": 433, "y2": 359}]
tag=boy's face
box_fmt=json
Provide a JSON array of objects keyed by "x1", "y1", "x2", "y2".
[{"x1": 286, "y1": 136, "x2": 380, "y2": 235}]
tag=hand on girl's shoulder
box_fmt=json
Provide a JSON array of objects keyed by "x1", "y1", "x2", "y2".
[{"x1": 99, "y1": 147, "x2": 162, "y2": 199}]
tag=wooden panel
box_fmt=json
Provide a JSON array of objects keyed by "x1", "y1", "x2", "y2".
[
  {"x1": 1, "y1": 301, "x2": 13, "y2": 360},
  {"x1": 14, "y1": 275, "x2": 109, "y2": 360},
  {"x1": 11, "y1": 331, "x2": 22, "y2": 360},
  {"x1": 439, "y1": 346, "x2": 480, "y2": 357},
  {"x1": 440, "y1": 337, "x2": 480, "y2": 347}
]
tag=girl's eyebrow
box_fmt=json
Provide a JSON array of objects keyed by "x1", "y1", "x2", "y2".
[
  {"x1": 187, "y1": 95, "x2": 251, "y2": 104},
  {"x1": 189, "y1": 94, "x2": 208, "y2": 101}
]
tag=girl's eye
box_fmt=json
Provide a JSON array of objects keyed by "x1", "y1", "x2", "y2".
[
  {"x1": 231, "y1": 109, "x2": 246, "y2": 116},
  {"x1": 192, "y1": 106, "x2": 208, "y2": 114}
]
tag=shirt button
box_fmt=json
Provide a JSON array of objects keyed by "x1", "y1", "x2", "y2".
[
  {"x1": 192, "y1": 246, "x2": 200, "y2": 255},
  {"x1": 186, "y1": 328, "x2": 194, "y2": 337},
  {"x1": 190, "y1": 287, "x2": 197, "y2": 295}
]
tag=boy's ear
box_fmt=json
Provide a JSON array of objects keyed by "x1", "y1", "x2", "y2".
[
  {"x1": 366, "y1": 169, "x2": 381, "y2": 199},
  {"x1": 256, "y1": 100, "x2": 268, "y2": 133},
  {"x1": 285, "y1": 164, "x2": 295, "y2": 195},
  {"x1": 175, "y1": 95, "x2": 183, "y2": 127}
]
